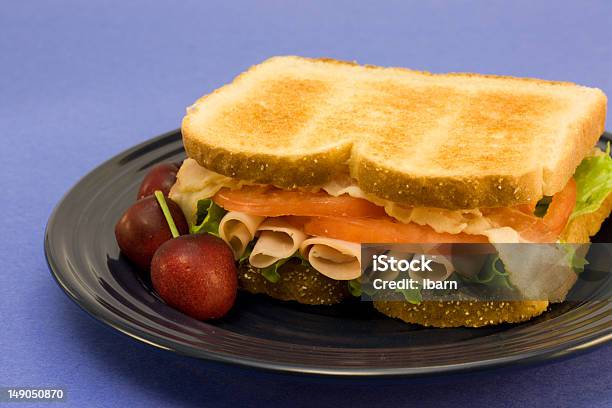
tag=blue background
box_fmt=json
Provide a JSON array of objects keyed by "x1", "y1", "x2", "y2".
[{"x1": 1, "y1": 1, "x2": 611, "y2": 407}]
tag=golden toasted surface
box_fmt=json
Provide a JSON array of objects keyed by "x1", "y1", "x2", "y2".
[
  {"x1": 373, "y1": 300, "x2": 549, "y2": 328},
  {"x1": 183, "y1": 56, "x2": 607, "y2": 209},
  {"x1": 238, "y1": 260, "x2": 349, "y2": 305}
]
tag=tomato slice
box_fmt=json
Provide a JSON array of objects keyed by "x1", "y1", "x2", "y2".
[
  {"x1": 214, "y1": 179, "x2": 576, "y2": 244},
  {"x1": 483, "y1": 178, "x2": 577, "y2": 243},
  {"x1": 481, "y1": 207, "x2": 558, "y2": 243},
  {"x1": 301, "y1": 216, "x2": 489, "y2": 244},
  {"x1": 213, "y1": 186, "x2": 387, "y2": 218},
  {"x1": 543, "y1": 178, "x2": 577, "y2": 235},
  {"x1": 515, "y1": 202, "x2": 537, "y2": 215}
]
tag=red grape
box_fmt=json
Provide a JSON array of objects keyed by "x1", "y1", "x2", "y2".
[
  {"x1": 137, "y1": 163, "x2": 179, "y2": 199},
  {"x1": 151, "y1": 234, "x2": 238, "y2": 320},
  {"x1": 115, "y1": 195, "x2": 188, "y2": 270}
]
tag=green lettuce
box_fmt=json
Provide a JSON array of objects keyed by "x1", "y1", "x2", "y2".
[
  {"x1": 350, "y1": 255, "x2": 511, "y2": 304},
  {"x1": 395, "y1": 255, "x2": 513, "y2": 305},
  {"x1": 191, "y1": 199, "x2": 227, "y2": 235},
  {"x1": 236, "y1": 239, "x2": 310, "y2": 284},
  {"x1": 236, "y1": 241, "x2": 283, "y2": 282},
  {"x1": 238, "y1": 242, "x2": 254, "y2": 265},
  {"x1": 347, "y1": 278, "x2": 421, "y2": 303},
  {"x1": 561, "y1": 244, "x2": 589, "y2": 275},
  {"x1": 459, "y1": 254, "x2": 513, "y2": 290},
  {"x1": 523, "y1": 146, "x2": 611, "y2": 219},
  {"x1": 348, "y1": 279, "x2": 362, "y2": 297},
  {"x1": 397, "y1": 286, "x2": 423, "y2": 304},
  {"x1": 347, "y1": 278, "x2": 377, "y2": 298},
  {"x1": 260, "y1": 260, "x2": 286, "y2": 283},
  {"x1": 571, "y1": 144, "x2": 612, "y2": 220},
  {"x1": 398, "y1": 256, "x2": 513, "y2": 304}
]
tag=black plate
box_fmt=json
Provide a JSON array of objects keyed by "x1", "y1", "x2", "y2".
[{"x1": 45, "y1": 129, "x2": 612, "y2": 377}]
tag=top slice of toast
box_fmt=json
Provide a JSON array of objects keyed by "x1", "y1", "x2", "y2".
[{"x1": 182, "y1": 56, "x2": 607, "y2": 209}]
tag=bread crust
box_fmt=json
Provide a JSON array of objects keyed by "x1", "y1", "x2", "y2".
[
  {"x1": 350, "y1": 156, "x2": 542, "y2": 209},
  {"x1": 183, "y1": 56, "x2": 607, "y2": 209},
  {"x1": 183, "y1": 133, "x2": 351, "y2": 188},
  {"x1": 373, "y1": 300, "x2": 549, "y2": 328},
  {"x1": 542, "y1": 94, "x2": 607, "y2": 196}
]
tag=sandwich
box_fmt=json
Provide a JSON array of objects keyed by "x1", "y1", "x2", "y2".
[{"x1": 169, "y1": 56, "x2": 612, "y2": 327}]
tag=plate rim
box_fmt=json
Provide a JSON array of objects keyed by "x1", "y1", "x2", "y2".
[{"x1": 44, "y1": 129, "x2": 612, "y2": 378}]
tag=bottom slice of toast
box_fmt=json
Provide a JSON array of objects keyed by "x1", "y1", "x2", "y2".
[{"x1": 238, "y1": 259, "x2": 349, "y2": 305}]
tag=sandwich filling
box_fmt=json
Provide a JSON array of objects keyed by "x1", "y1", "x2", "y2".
[{"x1": 169, "y1": 146, "x2": 612, "y2": 298}]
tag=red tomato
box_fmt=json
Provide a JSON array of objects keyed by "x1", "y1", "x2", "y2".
[
  {"x1": 543, "y1": 178, "x2": 577, "y2": 235},
  {"x1": 301, "y1": 216, "x2": 489, "y2": 244},
  {"x1": 483, "y1": 178, "x2": 576, "y2": 243},
  {"x1": 213, "y1": 178, "x2": 577, "y2": 244},
  {"x1": 516, "y1": 203, "x2": 537, "y2": 215},
  {"x1": 213, "y1": 186, "x2": 386, "y2": 218}
]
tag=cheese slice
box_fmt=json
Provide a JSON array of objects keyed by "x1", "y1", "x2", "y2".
[{"x1": 169, "y1": 158, "x2": 246, "y2": 224}]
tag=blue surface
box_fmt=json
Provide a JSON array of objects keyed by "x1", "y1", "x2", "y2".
[{"x1": 1, "y1": 1, "x2": 611, "y2": 407}]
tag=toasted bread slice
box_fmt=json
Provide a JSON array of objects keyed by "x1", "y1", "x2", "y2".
[
  {"x1": 374, "y1": 194, "x2": 611, "y2": 327},
  {"x1": 183, "y1": 56, "x2": 606, "y2": 209},
  {"x1": 238, "y1": 259, "x2": 349, "y2": 305}
]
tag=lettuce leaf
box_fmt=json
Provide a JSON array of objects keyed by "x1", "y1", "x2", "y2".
[
  {"x1": 460, "y1": 254, "x2": 513, "y2": 289},
  {"x1": 571, "y1": 144, "x2": 612, "y2": 220},
  {"x1": 237, "y1": 239, "x2": 310, "y2": 284},
  {"x1": 238, "y1": 242, "x2": 254, "y2": 265},
  {"x1": 348, "y1": 278, "x2": 377, "y2": 297},
  {"x1": 398, "y1": 255, "x2": 510, "y2": 304},
  {"x1": 397, "y1": 286, "x2": 423, "y2": 304},
  {"x1": 347, "y1": 278, "x2": 421, "y2": 303},
  {"x1": 348, "y1": 279, "x2": 362, "y2": 297},
  {"x1": 236, "y1": 242, "x2": 283, "y2": 283},
  {"x1": 261, "y1": 262, "x2": 284, "y2": 283},
  {"x1": 561, "y1": 244, "x2": 589, "y2": 274},
  {"x1": 191, "y1": 199, "x2": 227, "y2": 236}
]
